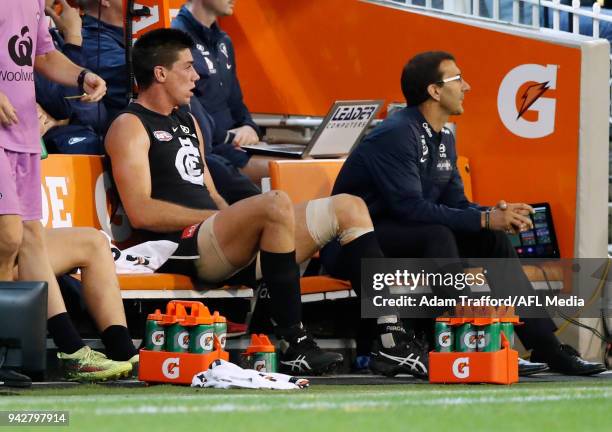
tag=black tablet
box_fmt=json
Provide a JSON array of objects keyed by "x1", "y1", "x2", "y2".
[{"x1": 507, "y1": 202, "x2": 560, "y2": 259}]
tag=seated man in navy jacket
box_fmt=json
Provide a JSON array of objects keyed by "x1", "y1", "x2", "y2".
[
  {"x1": 172, "y1": 0, "x2": 271, "y2": 184},
  {"x1": 35, "y1": 0, "x2": 129, "y2": 153},
  {"x1": 188, "y1": 95, "x2": 260, "y2": 203},
  {"x1": 35, "y1": 0, "x2": 106, "y2": 154},
  {"x1": 324, "y1": 51, "x2": 605, "y2": 376},
  {"x1": 37, "y1": 0, "x2": 136, "y2": 152},
  {"x1": 77, "y1": 0, "x2": 128, "y2": 128}
]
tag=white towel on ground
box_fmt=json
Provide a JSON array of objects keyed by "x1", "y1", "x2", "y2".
[{"x1": 191, "y1": 359, "x2": 309, "y2": 390}]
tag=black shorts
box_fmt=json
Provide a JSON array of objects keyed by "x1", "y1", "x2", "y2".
[{"x1": 156, "y1": 223, "x2": 258, "y2": 288}]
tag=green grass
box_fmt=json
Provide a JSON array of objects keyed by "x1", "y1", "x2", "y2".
[{"x1": 1, "y1": 381, "x2": 611, "y2": 432}]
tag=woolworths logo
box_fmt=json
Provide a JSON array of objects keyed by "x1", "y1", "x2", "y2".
[
  {"x1": 3, "y1": 25, "x2": 35, "y2": 82},
  {"x1": 9, "y1": 26, "x2": 33, "y2": 67},
  {"x1": 0, "y1": 70, "x2": 34, "y2": 82}
]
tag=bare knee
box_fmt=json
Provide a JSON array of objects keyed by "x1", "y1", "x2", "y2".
[
  {"x1": 80, "y1": 228, "x2": 111, "y2": 258},
  {"x1": 21, "y1": 221, "x2": 45, "y2": 249},
  {"x1": 332, "y1": 194, "x2": 372, "y2": 229},
  {"x1": 261, "y1": 190, "x2": 294, "y2": 226},
  {"x1": 0, "y1": 223, "x2": 23, "y2": 258}
]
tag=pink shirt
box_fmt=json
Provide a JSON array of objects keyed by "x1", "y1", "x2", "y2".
[{"x1": 0, "y1": 0, "x2": 55, "y2": 153}]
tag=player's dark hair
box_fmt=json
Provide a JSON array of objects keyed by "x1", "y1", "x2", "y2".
[
  {"x1": 401, "y1": 51, "x2": 455, "y2": 106},
  {"x1": 132, "y1": 28, "x2": 195, "y2": 90}
]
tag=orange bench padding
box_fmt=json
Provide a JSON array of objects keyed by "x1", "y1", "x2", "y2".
[
  {"x1": 300, "y1": 276, "x2": 351, "y2": 295},
  {"x1": 117, "y1": 273, "x2": 195, "y2": 290},
  {"x1": 117, "y1": 273, "x2": 351, "y2": 295}
]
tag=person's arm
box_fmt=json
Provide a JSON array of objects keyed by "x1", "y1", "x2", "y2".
[
  {"x1": 35, "y1": 4, "x2": 86, "y2": 121},
  {"x1": 105, "y1": 113, "x2": 217, "y2": 232},
  {"x1": 34, "y1": 50, "x2": 106, "y2": 103},
  {"x1": 45, "y1": 0, "x2": 83, "y2": 48},
  {"x1": 437, "y1": 139, "x2": 533, "y2": 231},
  {"x1": 35, "y1": 69, "x2": 109, "y2": 133},
  {"x1": 225, "y1": 41, "x2": 260, "y2": 146},
  {"x1": 191, "y1": 113, "x2": 229, "y2": 209},
  {"x1": 362, "y1": 128, "x2": 483, "y2": 232}
]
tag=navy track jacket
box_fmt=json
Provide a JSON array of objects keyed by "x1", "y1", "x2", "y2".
[{"x1": 332, "y1": 106, "x2": 484, "y2": 232}]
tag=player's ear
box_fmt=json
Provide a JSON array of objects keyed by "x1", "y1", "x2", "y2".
[
  {"x1": 427, "y1": 83, "x2": 441, "y2": 102},
  {"x1": 153, "y1": 65, "x2": 167, "y2": 84}
]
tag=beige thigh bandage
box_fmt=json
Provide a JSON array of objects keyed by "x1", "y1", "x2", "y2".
[
  {"x1": 305, "y1": 197, "x2": 375, "y2": 247},
  {"x1": 194, "y1": 214, "x2": 249, "y2": 283},
  {"x1": 338, "y1": 227, "x2": 374, "y2": 245},
  {"x1": 305, "y1": 197, "x2": 340, "y2": 247}
]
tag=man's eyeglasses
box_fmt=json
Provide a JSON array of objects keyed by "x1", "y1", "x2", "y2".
[{"x1": 435, "y1": 74, "x2": 463, "y2": 85}]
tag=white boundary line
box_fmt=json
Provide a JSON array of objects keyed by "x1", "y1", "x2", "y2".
[
  {"x1": 2, "y1": 385, "x2": 610, "y2": 407},
  {"x1": 83, "y1": 391, "x2": 612, "y2": 415}
]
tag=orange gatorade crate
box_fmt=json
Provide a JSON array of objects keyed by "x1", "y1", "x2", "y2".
[
  {"x1": 429, "y1": 337, "x2": 518, "y2": 384},
  {"x1": 139, "y1": 300, "x2": 230, "y2": 385},
  {"x1": 429, "y1": 309, "x2": 520, "y2": 385}
]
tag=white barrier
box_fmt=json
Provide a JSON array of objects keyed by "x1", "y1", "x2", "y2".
[{"x1": 375, "y1": 0, "x2": 612, "y2": 124}]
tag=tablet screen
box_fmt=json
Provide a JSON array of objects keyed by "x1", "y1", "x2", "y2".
[{"x1": 507, "y1": 203, "x2": 560, "y2": 258}]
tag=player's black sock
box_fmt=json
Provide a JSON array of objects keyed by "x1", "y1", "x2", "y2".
[
  {"x1": 47, "y1": 312, "x2": 85, "y2": 355},
  {"x1": 101, "y1": 325, "x2": 138, "y2": 361},
  {"x1": 260, "y1": 250, "x2": 302, "y2": 331},
  {"x1": 339, "y1": 231, "x2": 384, "y2": 298},
  {"x1": 341, "y1": 232, "x2": 406, "y2": 337}
]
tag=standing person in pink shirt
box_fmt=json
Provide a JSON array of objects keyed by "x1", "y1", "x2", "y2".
[
  {"x1": 0, "y1": 0, "x2": 105, "y2": 281},
  {"x1": 0, "y1": 1, "x2": 135, "y2": 383}
]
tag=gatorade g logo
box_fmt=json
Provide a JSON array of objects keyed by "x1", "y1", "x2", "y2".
[
  {"x1": 151, "y1": 331, "x2": 164, "y2": 347},
  {"x1": 464, "y1": 331, "x2": 478, "y2": 350},
  {"x1": 438, "y1": 331, "x2": 452, "y2": 348},
  {"x1": 162, "y1": 357, "x2": 180, "y2": 379},
  {"x1": 8, "y1": 26, "x2": 33, "y2": 67},
  {"x1": 199, "y1": 332, "x2": 214, "y2": 351},
  {"x1": 254, "y1": 360, "x2": 267, "y2": 372},
  {"x1": 477, "y1": 330, "x2": 486, "y2": 349},
  {"x1": 452, "y1": 357, "x2": 470, "y2": 379},
  {"x1": 497, "y1": 64, "x2": 557, "y2": 138},
  {"x1": 178, "y1": 331, "x2": 190, "y2": 349}
]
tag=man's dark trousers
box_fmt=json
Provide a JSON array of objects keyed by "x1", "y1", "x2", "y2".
[{"x1": 374, "y1": 219, "x2": 559, "y2": 351}]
